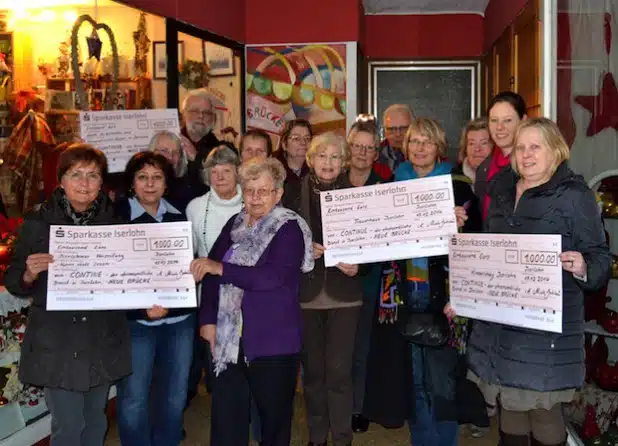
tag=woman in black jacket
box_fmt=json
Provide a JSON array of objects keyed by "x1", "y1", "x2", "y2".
[
  {"x1": 114, "y1": 151, "x2": 195, "y2": 446},
  {"x1": 5, "y1": 144, "x2": 131, "y2": 446},
  {"x1": 466, "y1": 118, "x2": 611, "y2": 446}
]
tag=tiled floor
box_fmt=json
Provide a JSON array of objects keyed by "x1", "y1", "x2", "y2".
[{"x1": 104, "y1": 389, "x2": 499, "y2": 445}]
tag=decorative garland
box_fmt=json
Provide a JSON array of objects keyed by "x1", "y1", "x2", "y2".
[
  {"x1": 71, "y1": 15, "x2": 119, "y2": 111},
  {"x1": 179, "y1": 59, "x2": 210, "y2": 90}
]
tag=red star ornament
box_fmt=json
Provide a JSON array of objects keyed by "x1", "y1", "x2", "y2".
[{"x1": 575, "y1": 72, "x2": 618, "y2": 136}]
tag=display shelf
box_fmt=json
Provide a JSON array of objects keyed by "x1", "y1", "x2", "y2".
[
  {"x1": 584, "y1": 320, "x2": 618, "y2": 337},
  {"x1": 0, "y1": 386, "x2": 116, "y2": 446}
]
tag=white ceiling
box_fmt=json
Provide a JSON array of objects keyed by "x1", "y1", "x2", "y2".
[{"x1": 363, "y1": 0, "x2": 491, "y2": 15}]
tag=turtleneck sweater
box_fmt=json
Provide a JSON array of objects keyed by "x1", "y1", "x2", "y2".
[{"x1": 186, "y1": 184, "x2": 243, "y2": 257}]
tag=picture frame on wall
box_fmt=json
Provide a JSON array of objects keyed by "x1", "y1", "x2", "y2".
[
  {"x1": 203, "y1": 41, "x2": 235, "y2": 77},
  {"x1": 153, "y1": 41, "x2": 185, "y2": 80}
]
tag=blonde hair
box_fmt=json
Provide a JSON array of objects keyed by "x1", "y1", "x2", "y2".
[
  {"x1": 458, "y1": 117, "x2": 490, "y2": 162},
  {"x1": 403, "y1": 117, "x2": 447, "y2": 158},
  {"x1": 238, "y1": 157, "x2": 287, "y2": 189},
  {"x1": 306, "y1": 132, "x2": 350, "y2": 169},
  {"x1": 512, "y1": 117, "x2": 570, "y2": 176},
  {"x1": 347, "y1": 121, "x2": 379, "y2": 148}
]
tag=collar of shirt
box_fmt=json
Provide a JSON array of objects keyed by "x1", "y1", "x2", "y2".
[{"x1": 129, "y1": 197, "x2": 180, "y2": 222}]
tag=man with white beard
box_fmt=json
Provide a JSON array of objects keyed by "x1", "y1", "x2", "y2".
[{"x1": 180, "y1": 89, "x2": 221, "y2": 195}]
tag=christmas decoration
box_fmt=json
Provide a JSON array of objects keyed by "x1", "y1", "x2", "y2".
[
  {"x1": 71, "y1": 15, "x2": 118, "y2": 111},
  {"x1": 86, "y1": 29, "x2": 102, "y2": 62},
  {"x1": 180, "y1": 60, "x2": 210, "y2": 90},
  {"x1": 582, "y1": 405, "x2": 602, "y2": 439},
  {"x1": 575, "y1": 72, "x2": 618, "y2": 137},
  {"x1": 133, "y1": 12, "x2": 150, "y2": 77},
  {"x1": 57, "y1": 37, "x2": 70, "y2": 79}
]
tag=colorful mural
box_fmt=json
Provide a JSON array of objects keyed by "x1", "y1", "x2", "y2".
[{"x1": 245, "y1": 43, "x2": 348, "y2": 148}]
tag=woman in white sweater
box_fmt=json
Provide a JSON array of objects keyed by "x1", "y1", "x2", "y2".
[{"x1": 186, "y1": 144, "x2": 243, "y2": 257}]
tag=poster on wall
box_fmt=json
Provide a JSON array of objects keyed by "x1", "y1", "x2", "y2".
[{"x1": 245, "y1": 42, "x2": 357, "y2": 149}]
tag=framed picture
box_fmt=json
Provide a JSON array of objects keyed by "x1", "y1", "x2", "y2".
[
  {"x1": 203, "y1": 41, "x2": 235, "y2": 77},
  {"x1": 153, "y1": 41, "x2": 185, "y2": 80}
]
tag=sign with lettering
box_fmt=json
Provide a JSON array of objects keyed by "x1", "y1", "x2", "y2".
[
  {"x1": 47, "y1": 222, "x2": 196, "y2": 311},
  {"x1": 449, "y1": 233, "x2": 563, "y2": 333},
  {"x1": 79, "y1": 109, "x2": 181, "y2": 173},
  {"x1": 320, "y1": 175, "x2": 457, "y2": 267}
]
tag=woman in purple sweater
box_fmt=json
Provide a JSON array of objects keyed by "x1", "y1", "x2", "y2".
[{"x1": 190, "y1": 157, "x2": 314, "y2": 446}]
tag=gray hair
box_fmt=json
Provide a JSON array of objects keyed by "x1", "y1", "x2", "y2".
[
  {"x1": 181, "y1": 88, "x2": 216, "y2": 114},
  {"x1": 148, "y1": 131, "x2": 188, "y2": 178},
  {"x1": 383, "y1": 103, "x2": 414, "y2": 124},
  {"x1": 238, "y1": 158, "x2": 287, "y2": 189},
  {"x1": 202, "y1": 144, "x2": 240, "y2": 186}
]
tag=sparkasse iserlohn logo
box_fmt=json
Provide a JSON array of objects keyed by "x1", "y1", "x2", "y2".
[
  {"x1": 55, "y1": 228, "x2": 65, "y2": 238},
  {"x1": 451, "y1": 236, "x2": 457, "y2": 246},
  {"x1": 325, "y1": 193, "x2": 333, "y2": 203}
]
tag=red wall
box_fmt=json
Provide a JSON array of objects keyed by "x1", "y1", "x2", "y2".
[
  {"x1": 362, "y1": 14, "x2": 484, "y2": 59},
  {"x1": 245, "y1": 0, "x2": 362, "y2": 44},
  {"x1": 483, "y1": 0, "x2": 528, "y2": 51},
  {"x1": 118, "y1": 0, "x2": 245, "y2": 42}
]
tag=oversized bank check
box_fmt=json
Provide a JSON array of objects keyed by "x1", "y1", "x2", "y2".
[
  {"x1": 320, "y1": 175, "x2": 457, "y2": 267},
  {"x1": 80, "y1": 109, "x2": 181, "y2": 173},
  {"x1": 47, "y1": 222, "x2": 196, "y2": 311},
  {"x1": 449, "y1": 233, "x2": 563, "y2": 333}
]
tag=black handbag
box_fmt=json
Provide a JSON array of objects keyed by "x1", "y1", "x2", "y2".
[{"x1": 396, "y1": 305, "x2": 450, "y2": 347}]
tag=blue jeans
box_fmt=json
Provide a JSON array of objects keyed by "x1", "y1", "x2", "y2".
[
  {"x1": 116, "y1": 314, "x2": 195, "y2": 446},
  {"x1": 408, "y1": 346, "x2": 458, "y2": 446}
]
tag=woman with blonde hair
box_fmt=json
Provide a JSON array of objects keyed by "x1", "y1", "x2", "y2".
[
  {"x1": 362, "y1": 118, "x2": 479, "y2": 446},
  {"x1": 283, "y1": 132, "x2": 362, "y2": 446},
  {"x1": 464, "y1": 118, "x2": 611, "y2": 446}
]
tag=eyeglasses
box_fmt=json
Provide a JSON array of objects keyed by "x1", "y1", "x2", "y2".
[
  {"x1": 350, "y1": 143, "x2": 377, "y2": 153},
  {"x1": 65, "y1": 170, "x2": 102, "y2": 183},
  {"x1": 187, "y1": 109, "x2": 215, "y2": 118},
  {"x1": 154, "y1": 147, "x2": 180, "y2": 158},
  {"x1": 289, "y1": 135, "x2": 311, "y2": 144},
  {"x1": 385, "y1": 125, "x2": 409, "y2": 134},
  {"x1": 315, "y1": 153, "x2": 343, "y2": 163},
  {"x1": 135, "y1": 173, "x2": 165, "y2": 183},
  {"x1": 243, "y1": 188, "x2": 276, "y2": 198},
  {"x1": 408, "y1": 139, "x2": 437, "y2": 149}
]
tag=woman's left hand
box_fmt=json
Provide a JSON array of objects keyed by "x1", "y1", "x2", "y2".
[
  {"x1": 146, "y1": 304, "x2": 168, "y2": 320},
  {"x1": 180, "y1": 135, "x2": 198, "y2": 162},
  {"x1": 190, "y1": 258, "x2": 223, "y2": 281},
  {"x1": 443, "y1": 303, "x2": 456, "y2": 321},
  {"x1": 560, "y1": 251, "x2": 587, "y2": 277},
  {"x1": 336, "y1": 262, "x2": 359, "y2": 277},
  {"x1": 454, "y1": 206, "x2": 468, "y2": 229}
]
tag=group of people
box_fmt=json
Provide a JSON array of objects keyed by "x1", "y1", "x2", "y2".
[{"x1": 3, "y1": 88, "x2": 611, "y2": 446}]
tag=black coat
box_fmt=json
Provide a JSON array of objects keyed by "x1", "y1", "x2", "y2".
[
  {"x1": 184, "y1": 128, "x2": 220, "y2": 197},
  {"x1": 362, "y1": 176, "x2": 482, "y2": 427},
  {"x1": 5, "y1": 189, "x2": 131, "y2": 392},
  {"x1": 468, "y1": 162, "x2": 611, "y2": 392}
]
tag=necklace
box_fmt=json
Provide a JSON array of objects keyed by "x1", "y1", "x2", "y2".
[{"x1": 202, "y1": 193, "x2": 212, "y2": 254}]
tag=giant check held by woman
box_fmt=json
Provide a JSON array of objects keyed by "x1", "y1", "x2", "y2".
[
  {"x1": 47, "y1": 221, "x2": 196, "y2": 310},
  {"x1": 320, "y1": 175, "x2": 457, "y2": 266}
]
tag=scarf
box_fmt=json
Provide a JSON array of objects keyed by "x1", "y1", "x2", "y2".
[
  {"x1": 380, "y1": 161, "x2": 453, "y2": 323},
  {"x1": 482, "y1": 146, "x2": 510, "y2": 219},
  {"x1": 377, "y1": 139, "x2": 406, "y2": 174},
  {"x1": 59, "y1": 189, "x2": 104, "y2": 226},
  {"x1": 214, "y1": 205, "x2": 314, "y2": 375}
]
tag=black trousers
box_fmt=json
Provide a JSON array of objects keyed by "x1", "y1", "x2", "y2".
[
  {"x1": 302, "y1": 307, "x2": 361, "y2": 446},
  {"x1": 210, "y1": 350, "x2": 299, "y2": 446}
]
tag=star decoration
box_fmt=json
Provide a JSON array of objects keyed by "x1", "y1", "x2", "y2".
[
  {"x1": 86, "y1": 30, "x2": 102, "y2": 61},
  {"x1": 575, "y1": 72, "x2": 618, "y2": 136}
]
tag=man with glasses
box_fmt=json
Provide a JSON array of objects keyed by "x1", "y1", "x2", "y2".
[
  {"x1": 180, "y1": 89, "x2": 221, "y2": 195},
  {"x1": 375, "y1": 104, "x2": 413, "y2": 179}
]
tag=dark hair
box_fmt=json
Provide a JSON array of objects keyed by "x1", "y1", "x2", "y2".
[
  {"x1": 124, "y1": 151, "x2": 175, "y2": 197},
  {"x1": 240, "y1": 129, "x2": 273, "y2": 156},
  {"x1": 57, "y1": 143, "x2": 108, "y2": 182},
  {"x1": 277, "y1": 119, "x2": 313, "y2": 152},
  {"x1": 487, "y1": 91, "x2": 527, "y2": 119}
]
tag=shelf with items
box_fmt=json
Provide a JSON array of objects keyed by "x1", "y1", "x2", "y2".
[{"x1": 45, "y1": 76, "x2": 152, "y2": 110}]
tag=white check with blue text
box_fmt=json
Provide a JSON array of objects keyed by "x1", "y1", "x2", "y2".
[
  {"x1": 449, "y1": 233, "x2": 563, "y2": 333},
  {"x1": 320, "y1": 175, "x2": 457, "y2": 267},
  {"x1": 47, "y1": 222, "x2": 196, "y2": 311}
]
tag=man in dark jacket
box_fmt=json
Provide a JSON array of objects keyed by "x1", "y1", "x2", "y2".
[{"x1": 180, "y1": 89, "x2": 220, "y2": 196}]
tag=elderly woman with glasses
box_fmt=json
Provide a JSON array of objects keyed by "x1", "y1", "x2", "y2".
[
  {"x1": 191, "y1": 158, "x2": 313, "y2": 446},
  {"x1": 276, "y1": 119, "x2": 312, "y2": 185},
  {"x1": 5, "y1": 144, "x2": 131, "y2": 446},
  {"x1": 283, "y1": 132, "x2": 363, "y2": 446}
]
